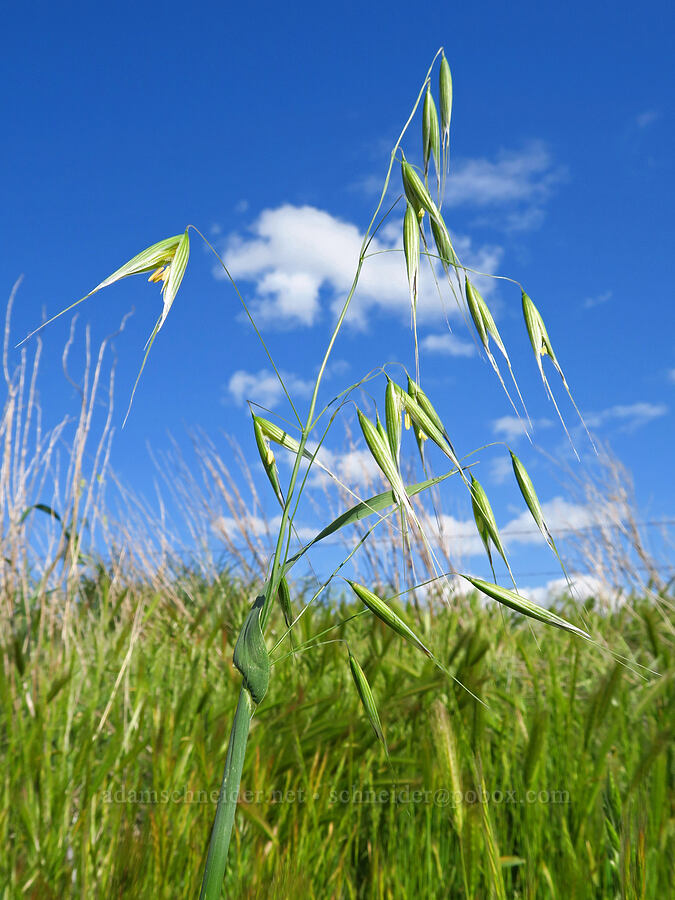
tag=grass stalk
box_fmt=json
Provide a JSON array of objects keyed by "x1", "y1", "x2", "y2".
[{"x1": 199, "y1": 686, "x2": 254, "y2": 900}]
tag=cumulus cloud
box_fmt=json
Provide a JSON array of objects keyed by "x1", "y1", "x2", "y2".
[
  {"x1": 216, "y1": 204, "x2": 502, "y2": 330},
  {"x1": 227, "y1": 368, "x2": 314, "y2": 409},
  {"x1": 421, "y1": 495, "x2": 626, "y2": 561},
  {"x1": 420, "y1": 332, "x2": 476, "y2": 357},
  {"x1": 425, "y1": 513, "x2": 485, "y2": 558},
  {"x1": 418, "y1": 571, "x2": 613, "y2": 608},
  {"x1": 319, "y1": 447, "x2": 384, "y2": 488},
  {"x1": 521, "y1": 574, "x2": 609, "y2": 606}
]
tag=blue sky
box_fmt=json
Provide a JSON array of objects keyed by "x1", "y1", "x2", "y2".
[{"x1": 2, "y1": 0, "x2": 673, "y2": 598}]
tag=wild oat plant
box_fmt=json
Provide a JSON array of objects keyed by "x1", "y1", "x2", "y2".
[{"x1": 21, "y1": 50, "x2": 662, "y2": 898}]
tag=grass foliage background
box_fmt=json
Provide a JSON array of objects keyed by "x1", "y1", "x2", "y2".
[{"x1": 4, "y1": 569, "x2": 672, "y2": 898}]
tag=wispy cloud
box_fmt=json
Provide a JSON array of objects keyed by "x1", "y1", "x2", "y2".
[
  {"x1": 583, "y1": 289, "x2": 612, "y2": 310},
  {"x1": 213, "y1": 514, "x2": 315, "y2": 544},
  {"x1": 668, "y1": 369, "x2": 675, "y2": 385},
  {"x1": 217, "y1": 204, "x2": 501, "y2": 329},
  {"x1": 420, "y1": 332, "x2": 475, "y2": 357},
  {"x1": 227, "y1": 368, "x2": 314, "y2": 409},
  {"x1": 489, "y1": 455, "x2": 514, "y2": 485},
  {"x1": 445, "y1": 142, "x2": 565, "y2": 231},
  {"x1": 584, "y1": 402, "x2": 668, "y2": 432},
  {"x1": 492, "y1": 415, "x2": 553, "y2": 443},
  {"x1": 635, "y1": 110, "x2": 660, "y2": 129}
]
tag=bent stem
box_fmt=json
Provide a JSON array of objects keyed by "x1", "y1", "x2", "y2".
[{"x1": 199, "y1": 686, "x2": 254, "y2": 900}]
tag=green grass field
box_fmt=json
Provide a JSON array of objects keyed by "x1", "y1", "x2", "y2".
[{"x1": 4, "y1": 569, "x2": 672, "y2": 899}]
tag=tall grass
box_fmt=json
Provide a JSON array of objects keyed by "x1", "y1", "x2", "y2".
[
  {"x1": 2, "y1": 574, "x2": 672, "y2": 898},
  {"x1": 2, "y1": 287, "x2": 672, "y2": 896}
]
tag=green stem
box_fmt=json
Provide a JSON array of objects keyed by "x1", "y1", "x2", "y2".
[
  {"x1": 199, "y1": 687, "x2": 254, "y2": 900},
  {"x1": 198, "y1": 50, "x2": 443, "y2": 898}
]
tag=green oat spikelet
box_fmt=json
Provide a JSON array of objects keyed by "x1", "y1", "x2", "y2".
[
  {"x1": 253, "y1": 414, "x2": 284, "y2": 506},
  {"x1": 347, "y1": 582, "x2": 486, "y2": 707},
  {"x1": 522, "y1": 290, "x2": 596, "y2": 456},
  {"x1": 357, "y1": 408, "x2": 416, "y2": 522},
  {"x1": 407, "y1": 376, "x2": 445, "y2": 436},
  {"x1": 394, "y1": 380, "x2": 465, "y2": 477},
  {"x1": 385, "y1": 378, "x2": 402, "y2": 466},
  {"x1": 510, "y1": 450, "x2": 552, "y2": 544},
  {"x1": 401, "y1": 156, "x2": 437, "y2": 220},
  {"x1": 470, "y1": 474, "x2": 512, "y2": 582},
  {"x1": 158, "y1": 228, "x2": 190, "y2": 331},
  {"x1": 402, "y1": 155, "x2": 457, "y2": 279},
  {"x1": 509, "y1": 450, "x2": 568, "y2": 575},
  {"x1": 439, "y1": 53, "x2": 453, "y2": 153},
  {"x1": 461, "y1": 575, "x2": 591, "y2": 639},
  {"x1": 277, "y1": 576, "x2": 293, "y2": 630},
  {"x1": 465, "y1": 276, "x2": 530, "y2": 429},
  {"x1": 348, "y1": 651, "x2": 388, "y2": 753},
  {"x1": 348, "y1": 582, "x2": 432, "y2": 658},
  {"x1": 430, "y1": 216, "x2": 457, "y2": 272},
  {"x1": 255, "y1": 416, "x2": 333, "y2": 476},
  {"x1": 403, "y1": 202, "x2": 420, "y2": 319},
  {"x1": 20, "y1": 229, "x2": 191, "y2": 424},
  {"x1": 375, "y1": 412, "x2": 388, "y2": 446},
  {"x1": 423, "y1": 85, "x2": 441, "y2": 190}
]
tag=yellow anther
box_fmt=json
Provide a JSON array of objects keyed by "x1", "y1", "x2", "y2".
[{"x1": 148, "y1": 266, "x2": 166, "y2": 283}]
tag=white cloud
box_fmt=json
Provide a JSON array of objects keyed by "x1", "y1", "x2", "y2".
[
  {"x1": 521, "y1": 574, "x2": 609, "y2": 606},
  {"x1": 492, "y1": 415, "x2": 529, "y2": 442},
  {"x1": 635, "y1": 110, "x2": 660, "y2": 129},
  {"x1": 328, "y1": 448, "x2": 383, "y2": 487},
  {"x1": 217, "y1": 204, "x2": 502, "y2": 330},
  {"x1": 421, "y1": 496, "x2": 627, "y2": 561},
  {"x1": 425, "y1": 513, "x2": 485, "y2": 558},
  {"x1": 308, "y1": 447, "x2": 384, "y2": 491},
  {"x1": 583, "y1": 290, "x2": 612, "y2": 310},
  {"x1": 501, "y1": 496, "x2": 623, "y2": 547},
  {"x1": 445, "y1": 142, "x2": 565, "y2": 229},
  {"x1": 255, "y1": 270, "x2": 321, "y2": 325},
  {"x1": 489, "y1": 456, "x2": 513, "y2": 485},
  {"x1": 227, "y1": 368, "x2": 313, "y2": 409},
  {"x1": 421, "y1": 569, "x2": 613, "y2": 609},
  {"x1": 584, "y1": 402, "x2": 668, "y2": 432},
  {"x1": 213, "y1": 514, "x2": 315, "y2": 544},
  {"x1": 492, "y1": 415, "x2": 552, "y2": 443},
  {"x1": 213, "y1": 513, "x2": 275, "y2": 539},
  {"x1": 270, "y1": 438, "x2": 385, "y2": 494},
  {"x1": 323, "y1": 358, "x2": 351, "y2": 379},
  {"x1": 420, "y1": 332, "x2": 475, "y2": 357}
]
